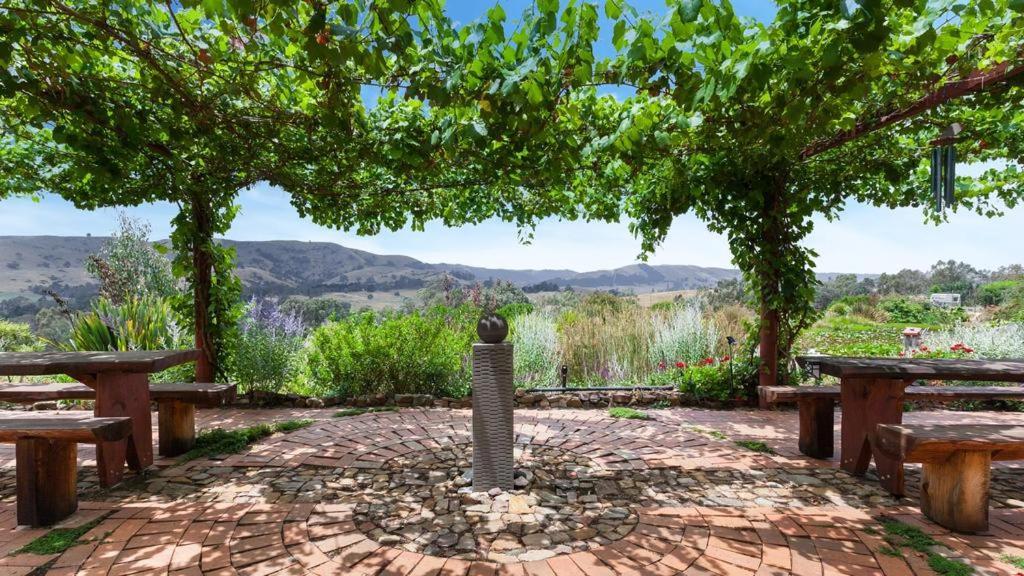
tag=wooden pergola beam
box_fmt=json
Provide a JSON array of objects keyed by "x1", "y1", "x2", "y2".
[{"x1": 801, "y1": 59, "x2": 1024, "y2": 160}]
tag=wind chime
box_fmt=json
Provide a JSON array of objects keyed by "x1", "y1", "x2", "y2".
[{"x1": 930, "y1": 123, "x2": 961, "y2": 211}]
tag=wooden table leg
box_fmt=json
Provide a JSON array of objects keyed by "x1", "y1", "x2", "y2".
[
  {"x1": 94, "y1": 371, "x2": 153, "y2": 487},
  {"x1": 840, "y1": 377, "x2": 908, "y2": 495}
]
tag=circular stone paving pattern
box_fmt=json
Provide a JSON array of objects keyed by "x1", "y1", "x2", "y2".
[{"x1": 347, "y1": 442, "x2": 638, "y2": 562}]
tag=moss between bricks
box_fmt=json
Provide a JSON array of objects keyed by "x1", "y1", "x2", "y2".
[
  {"x1": 607, "y1": 407, "x2": 650, "y2": 420},
  {"x1": 734, "y1": 440, "x2": 775, "y2": 454},
  {"x1": 1001, "y1": 554, "x2": 1024, "y2": 569},
  {"x1": 878, "y1": 517, "x2": 973, "y2": 576},
  {"x1": 178, "y1": 419, "x2": 314, "y2": 462},
  {"x1": 14, "y1": 513, "x2": 109, "y2": 556}
]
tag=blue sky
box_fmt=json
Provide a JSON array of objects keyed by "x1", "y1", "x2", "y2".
[{"x1": 1, "y1": 0, "x2": 1021, "y2": 274}]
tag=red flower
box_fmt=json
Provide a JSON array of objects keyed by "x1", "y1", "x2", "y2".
[
  {"x1": 898, "y1": 351, "x2": 906, "y2": 357},
  {"x1": 919, "y1": 345, "x2": 929, "y2": 352},
  {"x1": 964, "y1": 347, "x2": 974, "y2": 353},
  {"x1": 658, "y1": 361, "x2": 666, "y2": 370},
  {"x1": 720, "y1": 355, "x2": 731, "y2": 362},
  {"x1": 675, "y1": 361, "x2": 687, "y2": 369},
  {"x1": 700, "y1": 357, "x2": 714, "y2": 366}
]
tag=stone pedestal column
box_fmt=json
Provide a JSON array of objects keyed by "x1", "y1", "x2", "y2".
[{"x1": 472, "y1": 342, "x2": 514, "y2": 492}]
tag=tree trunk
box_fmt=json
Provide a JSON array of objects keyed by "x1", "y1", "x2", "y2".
[
  {"x1": 757, "y1": 180, "x2": 785, "y2": 388},
  {"x1": 192, "y1": 199, "x2": 216, "y2": 382},
  {"x1": 759, "y1": 307, "x2": 779, "y2": 387}
]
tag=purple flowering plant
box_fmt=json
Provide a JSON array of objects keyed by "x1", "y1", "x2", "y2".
[{"x1": 231, "y1": 297, "x2": 307, "y2": 394}]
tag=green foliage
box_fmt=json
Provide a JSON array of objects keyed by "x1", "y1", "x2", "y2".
[
  {"x1": 279, "y1": 296, "x2": 351, "y2": 327},
  {"x1": 84, "y1": 214, "x2": 175, "y2": 305},
  {"x1": 927, "y1": 554, "x2": 972, "y2": 576},
  {"x1": 510, "y1": 311, "x2": 560, "y2": 388},
  {"x1": 799, "y1": 317, "x2": 917, "y2": 357},
  {"x1": 1001, "y1": 555, "x2": 1024, "y2": 569},
  {"x1": 879, "y1": 517, "x2": 972, "y2": 576},
  {"x1": 179, "y1": 420, "x2": 313, "y2": 462},
  {"x1": 734, "y1": 440, "x2": 774, "y2": 454},
  {"x1": 0, "y1": 320, "x2": 40, "y2": 352},
  {"x1": 64, "y1": 296, "x2": 193, "y2": 381},
  {"x1": 878, "y1": 297, "x2": 962, "y2": 325},
  {"x1": 650, "y1": 358, "x2": 754, "y2": 402},
  {"x1": 304, "y1": 308, "x2": 474, "y2": 400},
  {"x1": 419, "y1": 277, "x2": 530, "y2": 313},
  {"x1": 815, "y1": 274, "x2": 875, "y2": 310},
  {"x1": 608, "y1": 407, "x2": 649, "y2": 420},
  {"x1": 32, "y1": 307, "x2": 72, "y2": 349},
  {"x1": 229, "y1": 298, "x2": 305, "y2": 395},
  {"x1": 65, "y1": 297, "x2": 184, "y2": 352},
  {"x1": 978, "y1": 280, "x2": 1024, "y2": 306},
  {"x1": 681, "y1": 361, "x2": 752, "y2": 402},
  {"x1": 496, "y1": 302, "x2": 534, "y2": 320},
  {"x1": 593, "y1": 1, "x2": 1022, "y2": 385},
  {"x1": 704, "y1": 279, "x2": 750, "y2": 310},
  {"x1": 15, "y1": 515, "x2": 108, "y2": 555}
]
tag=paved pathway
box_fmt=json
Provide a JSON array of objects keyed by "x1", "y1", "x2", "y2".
[{"x1": 0, "y1": 406, "x2": 1022, "y2": 575}]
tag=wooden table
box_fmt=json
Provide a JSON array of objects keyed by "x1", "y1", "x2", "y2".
[
  {"x1": 0, "y1": 350, "x2": 200, "y2": 486},
  {"x1": 797, "y1": 356, "x2": 1024, "y2": 495}
]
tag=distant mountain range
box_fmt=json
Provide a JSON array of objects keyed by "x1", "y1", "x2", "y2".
[{"x1": 0, "y1": 236, "x2": 863, "y2": 303}]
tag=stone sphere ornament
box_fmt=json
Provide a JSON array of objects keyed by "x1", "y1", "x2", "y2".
[{"x1": 476, "y1": 313, "x2": 509, "y2": 344}]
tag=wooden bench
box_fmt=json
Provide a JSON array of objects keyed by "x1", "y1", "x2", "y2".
[
  {"x1": 0, "y1": 417, "x2": 132, "y2": 526},
  {"x1": 759, "y1": 384, "x2": 1024, "y2": 459},
  {"x1": 0, "y1": 382, "x2": 235, "y2": 456},
  {"x1": 876, "y1": 424, "x2": 1024, "y2": 533}
]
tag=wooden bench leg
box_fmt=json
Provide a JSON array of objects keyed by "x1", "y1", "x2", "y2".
[
  {"x1": 921, "y1": 450, "x2": 991, "y2": 533},
  {"x1": 16, "y1": 438, "x2": 78, "y2": 527},
  {"x1": 798, "y1": 398, "x2": 834, "y2": 458},
  {"x1": 158, "y1": 400, "x2": 196, "y2": 457}
]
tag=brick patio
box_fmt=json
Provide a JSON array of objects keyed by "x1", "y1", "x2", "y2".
[{"x1": 1, "y1": 406, "x2": 1022, "y2": 575}]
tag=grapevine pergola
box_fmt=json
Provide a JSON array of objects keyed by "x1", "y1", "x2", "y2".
[{"x1": 2, "y1": 0, "x2": 1022, "y2": 389}]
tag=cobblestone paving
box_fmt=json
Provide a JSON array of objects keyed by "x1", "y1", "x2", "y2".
[{"x1": 0, "y1": 406, "x2": 1023, "y2": 575}]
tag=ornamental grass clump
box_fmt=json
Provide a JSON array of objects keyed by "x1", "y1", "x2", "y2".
[
  {"x1": 557, "y1": 294, "x2": 657, "y2": 385},
  {"x1": 649, "y1": 299, "x2": 720, "y2": 368},
  {"x1": 510, "y1": 311, "x2": 560, "y2": 388}
]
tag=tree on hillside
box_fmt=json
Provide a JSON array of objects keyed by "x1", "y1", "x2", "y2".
[
  {"x1": 86, "y1": 213, "x2": 175, "y2": 305},
  {"x1": 928, "y1": 259, "x2": 982, "y2": 299},
  {"x1": 877, "y1": 268, "x2": 931, "y2": 295},
  {"x1": 582, "y1": 0, "x2": 1024, "y2": 385}
]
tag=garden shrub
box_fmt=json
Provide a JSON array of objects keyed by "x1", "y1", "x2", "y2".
[
  {"x1": 0, "y1": 320, "x2": 40, "y2": 352},
  {"x1": 304, "y1": 307, "x2": 473, "y2": 400},
  {"x1": 878, "y1": 297, "x2": 963, "y2": 325},
  {"x1": 279, "y1": 296, "x2": 350, "y2": 326},
  {"x1": 827, "y1": 302, "x2": 851, "y2": 316},
  {"x1": 229, "y1": 297, "x2": 306, "y2": 395},
  {"x1": 649, "y1": 357, "x2": 754, "y2": 402},
  {"x1": 496, "y1": 302, "x2": 534, "y2": 320}
]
